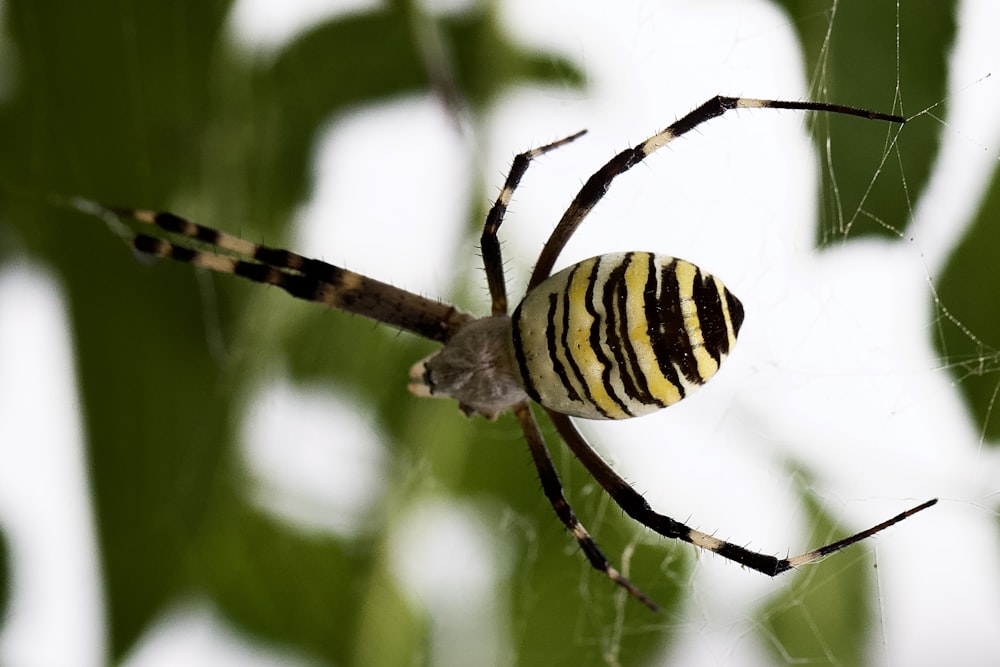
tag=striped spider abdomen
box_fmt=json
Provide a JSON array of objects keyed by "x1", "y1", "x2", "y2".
[{"x1": 513, "y1": 252, "x2": 743, "y2": 420}]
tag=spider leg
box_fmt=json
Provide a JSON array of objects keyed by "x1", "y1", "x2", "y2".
[
  {"x1": 73, "y1": 200, "x2": 473, "y2": 342},
  {"x1": 481, "y1": 130, "x2": 586, "y2": 315},
  {"x1": 528, "y1": 96, "x2": 906, "y2": 288},
  {"x1": 547, "y1": 410, "x2": 936, "y2": 575},
  {"x1": 513, "y1": 402, "x2": 658, "y2": 610}
]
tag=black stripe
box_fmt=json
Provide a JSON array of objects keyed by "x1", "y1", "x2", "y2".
[
  {"x1": 301, "y1": 256, "x2": 346, "y2": 284},
  {"x1": 724, "y1": 286, "x2": 745, "y2": 341},
  {"x1": 232, "y1": 261, "x2": 322, "y2": 305},
  {"x1": 624, "y1": 255, "x2": 666, "y2": 407},
  {"x1": 663, "y1": 97, "x2": 734, "y2": 139},
  {"x1": 660, "y1": 263, "x2": 703, "y2": 384},
  {"x1": 254, "y1": 249, "x2": 347, "y2": 286},
  {"x1": 602, "y1": 253, "x2": 656, "y2": 406},
  {"x1": 256, "y1": 246, "x2": 321, "y2": 275},
  {"x1": 152, "y1": 211, "x2": 219, "y2": 245},
  {"x1": 245, "y1": 247, "x2": 350, "y2": 292},
  {"x1": 169, "y1": 245, "x2": 198, "y2": 264},
  {"x1": 641, "y1": 255, "x2": 684, "y2": 398},
  {"x1": 545, "y1": 293, "x2": 580, "y2": 402},
  {"x1": 646, "y1": 258, "x2": 700, "y2": 386},
  {"x1": 560, "y1": 264, "x2": 609, "y2": 418},
  {"x1": 690, "y1": 267, "x2": 727, "y2": 363},
  {"x1": 253, "y1": 245, "x2": 298, "y2": 269},
  {"x1": 712, "y1": 538, "x2": 783, "y2": 575},
  {"x1": 510, "y1": 304, "x2": 543, "y2": 404},
  {"x1": 282, "y1": 275, "x2": 325, "y2": 301},
  {"x1": 571, "y1": 147, "x2": 645, "y2": 214},
  {"x1": 584, "y1": 257, "x2": 632, "y2": 416},
  {"x1": 153, "y1": 211, "x2": 188, "y2": 234},
  {"x1": 132, "y1": 233, "x2": 167, "y2": 257},
  {"x1": 233, "y1": 260, "x2": 280, "y2": 286}
]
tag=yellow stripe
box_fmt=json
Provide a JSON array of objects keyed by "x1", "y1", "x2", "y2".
[
  {"x1": 192, "y1": 253, "x2": 239, "y2": 274},
  {"x1": 623, "y1": 253, "x2": 683, "y2": 407},
  {"x1": 675, "y1": 260, "x2": 719, "y2": 382},
  {"x1": 516, "y1": 267, "x2": 583, "y2": 414},
  {"x1": 562, "y1": 258, "x2": 629, "y2": 419},
  {"x1": 716, "y1": 276, "x2": 738, "y2": 351}
]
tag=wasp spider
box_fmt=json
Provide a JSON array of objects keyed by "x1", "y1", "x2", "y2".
[{"x1": 80, "y1": 95, "x2": 936, "y2": 610}]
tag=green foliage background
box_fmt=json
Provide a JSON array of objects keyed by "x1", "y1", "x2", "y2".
[{"x1": 0, "y1": 0, "x2": 991, "y2": 665}]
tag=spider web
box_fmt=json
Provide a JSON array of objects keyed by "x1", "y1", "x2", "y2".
[{"x1": 1, "y1": 0, "x2": 1000, "y2": 666}]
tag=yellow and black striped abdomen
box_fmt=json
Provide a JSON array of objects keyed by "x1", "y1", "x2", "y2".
[{"x1": 511, "y1": 251, "x2": 743, "y2": 420}]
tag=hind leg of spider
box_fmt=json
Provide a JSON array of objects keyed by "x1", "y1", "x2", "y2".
[
  {"x1": 513, "y1": 402, "x2": 658, "y2": 610},
  {"x1": 547, "y1": 410, "x2": 936, "y2": 575},
  {"x1": 481, "y1": 130, "x2": 587, "y2": 315}
]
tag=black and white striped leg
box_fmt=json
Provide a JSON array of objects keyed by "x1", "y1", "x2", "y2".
[
  {"x1": 481, "y1": 130, "x2": 587, "y2": 315},
  {"x1": 73, "y1": 200, "x2": 473, "y2": 342},
  {"x1": 528, "y1": 96, "x2": 906, "y2": 288},
  {"x1": 547, "y1": 410, "x2": 936, "y2": 575},
  {"x1": 513, "y1": 402, "x2": 658, "y2": 610}
]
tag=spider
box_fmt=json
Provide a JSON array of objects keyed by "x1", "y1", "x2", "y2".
[{"x1": 79, "y1": 95, "x2": 937, "y2": 610}]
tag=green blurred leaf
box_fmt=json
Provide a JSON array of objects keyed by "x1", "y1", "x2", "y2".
[
  {"x1": 934, "y1": 161, "x2": 1000, "y2": 442},
  {"x1": 0, "y1": 531, "x2": 8, "y2": 622},
  {"x1": 759, "y1": 485, "x2": 873, "y2": 667},
  {"x1": 0, "y1": 0, "x2": 585, "y2": 661},
  {"x1": 774, "y1": 0, "x2": 955, "y2": 243}
]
